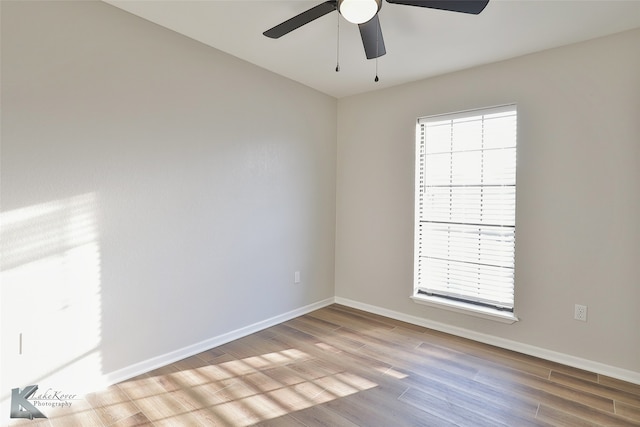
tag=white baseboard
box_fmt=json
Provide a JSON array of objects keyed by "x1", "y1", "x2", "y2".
[
  {"x1": 334, "y1": 297, "x2": 640, "y2": 386},
  {"x1": 103, "y1": 297, "x2": 335, "y2": 387},
  {"x1": 102, "y1": 295, "x2": 639, "y2": 388}
]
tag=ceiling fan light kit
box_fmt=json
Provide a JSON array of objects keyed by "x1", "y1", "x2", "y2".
[{"x1": 338, "y1": 0, "x2": 382, "y2": 24}]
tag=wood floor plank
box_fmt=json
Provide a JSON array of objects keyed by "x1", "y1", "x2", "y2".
[
  {"x1": 109, "y1": 412, "x2": 154, "y2": 427},
  {"x1": 548, "y1": 365, "x2": 599, "y2": 383},
  {"x1": 174, "y1": 379, "x2": 298, "y2": 426},
  {"x1": 251, "y1": 413, "x2": 308, "y2": 427},
  {"x1": 474, "y1": 361, "x2": 617, "y2": 413},
  {"x1": 268, "y1": 333, "x2": 401, "y2": 395},
  {"x1": 274, "y1": 320, "x2": 367, "y2": 357},
  {"x1": 356, "y1": 335, "x2": 481, "y2": 380},
  {"x1": 600, "y1": 376, "x2": 640, "y2": 396},
  {"x1": 43, "y1": 398, "x2": 103, "y2": 427},
  {"x1": 287, "y1": 404, "x2": 361, "y2": 427},
  {"x1": 307, "y1": 306, "x2": 396, "y2": 333},
  {"x1": 257, "y1": 365, "x2": 314, "y2": 388},
  {"x1": 477, "y1": 370, "x2": 640, "y2": 426},
  {"x1": 47, "y1": 410, "x2": 103, "y2": 427},
  {"x1": 322, "y1": 383, "x2": 455, "y2": 427},
  {"x1": 271, "y1": 322, "x2": 401, "y2": 383},
  {"x1": 181, "y1": 406, "x2": 235, "y2": 426},
  {"x1": 292, "y1": 313, "x2": 343, "y2": 332},
  {"x1": 266, "y1": 323, "x2": 358, "y2": 360},
  {"x1": 615, "y1": 401, "x2": 640, "y2": 423},
  {"x1": 117, "y1": 373, "x2": 169, "y2": 400},
  {"x1": 395, "y1": 387, "x2": 483, "y2": 427},
  {"x1": 85, "y1": 385, "x2": 141, "y2": 426},
  {"x1": 216, "y1": 333, "x2": 292, "y2": 360},
  {"x1": 6, "y1": 419, "x2": 52, "y2": 427},
  {"x1": 396, "y1": 361, "x2": 541, "y2": 421},
  {"x1": 420, "y1": 327, "x2": 598, "y2": 383},
  {"x1": 536, "y1": 404, "x2": 604, "y2": 427},
  {"x1": 330, "y1": 304, "x2": 430, "y2": 332},
  {"x1": 417, "y1": 333, "x2": 552, "y2": 380},
  {"x1": 128, "y1": 390, "x2": 192, "y2": 422},
  {"x1": 550, "y1": 371, "x2": 640, "y2": 407},
  {"x1": 195, "y1": 347, "x2": 227, "y2": 363},
  {"x1": 353, "y1": 324, "x2": 427, "y2": 351},
  {"x1": 399, "y1": 385, "x2": 528, "y2": 427}
]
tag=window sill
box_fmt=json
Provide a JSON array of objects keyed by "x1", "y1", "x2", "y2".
[{"x1": 410, "y1": 293, "x2": 519, "y2": 324}]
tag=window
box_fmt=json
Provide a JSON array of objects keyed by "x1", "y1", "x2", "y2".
[{"x1": 412, "y1": 105, "x2": 517, "y2": 323}]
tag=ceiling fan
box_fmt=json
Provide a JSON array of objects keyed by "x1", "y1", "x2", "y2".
[{"x1": 263, "y1": 0, "x2": 490, "y2": 60}]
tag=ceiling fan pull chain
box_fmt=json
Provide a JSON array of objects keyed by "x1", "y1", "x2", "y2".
[
  {"x1": 374, "y1": 16, "x2": 380, "y2": 82},
  {"x1": 335, "y1": 10, "x2": 340, "y2": 72}
]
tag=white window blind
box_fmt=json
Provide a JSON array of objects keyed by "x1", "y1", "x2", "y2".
[{"x1": 415, "y1": 105, "x2": 517, "y2": 311}]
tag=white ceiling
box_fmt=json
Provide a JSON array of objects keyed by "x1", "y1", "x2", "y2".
[{"x1": 104, "y1": 0, "x2": 640, "y2": 98}]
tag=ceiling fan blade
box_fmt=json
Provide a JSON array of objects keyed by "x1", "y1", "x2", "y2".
[
  {"x1": 264, "y1": 1, "x2": 337, "y2": 39},
  {"x1": 359, "y1": 15, "x2": 386, "y2": 59},
  {"x1": 385, "y1": 0, "x2": 489, "y2": 15}
]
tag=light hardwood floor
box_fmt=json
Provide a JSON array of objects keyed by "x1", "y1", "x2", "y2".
[{"x1": 9, "y1": 304, "x2": 640, "y2": 426}]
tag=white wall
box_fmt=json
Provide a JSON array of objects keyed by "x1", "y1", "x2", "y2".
[
  {"x1": 1, "y1": 0, "x2": 336, "y2": 399},
  {"x1": 336, "y1": 29, "x2": 640, "y2": 376}
]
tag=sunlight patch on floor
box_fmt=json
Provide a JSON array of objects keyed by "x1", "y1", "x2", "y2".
[{"x1": 119, "y1": 349, "x2": 379, "y2": 426}]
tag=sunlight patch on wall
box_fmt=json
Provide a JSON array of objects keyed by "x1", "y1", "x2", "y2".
[{"x1": 0, "y1": 193, "x2": 104, "y2": 407}]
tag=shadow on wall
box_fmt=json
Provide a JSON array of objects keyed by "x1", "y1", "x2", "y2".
[{"x1": 0, "y1": 193, "x2": 105, "y2": 415}]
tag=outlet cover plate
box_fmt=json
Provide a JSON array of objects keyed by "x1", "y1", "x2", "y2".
[{"x1": 574, "y1": 304, "x2": 587, "y2": 321}]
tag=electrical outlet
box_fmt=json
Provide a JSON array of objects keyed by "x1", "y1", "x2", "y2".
[
  {"x1": 294, "y1": 271, "x2": 301, "y2": 284},
  {"x1": 574, "y1": 304, "x2": 587, "y2": 322}
]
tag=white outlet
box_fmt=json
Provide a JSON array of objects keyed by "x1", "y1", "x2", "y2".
[
  {"x1": 574, "y1": 304, "x2": 587, "y2": 322},
  {"x1": 294, "y1": 271, "x2": 301, "y2": 284}
]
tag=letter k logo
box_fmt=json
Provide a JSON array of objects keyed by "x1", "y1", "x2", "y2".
[{"x1": 10, "y1": 385, "x2": 47, "y2": 419}]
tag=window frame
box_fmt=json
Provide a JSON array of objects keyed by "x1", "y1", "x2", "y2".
[{"x1": 411, "y1": 104, "x2": 519, "y2": 324}]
